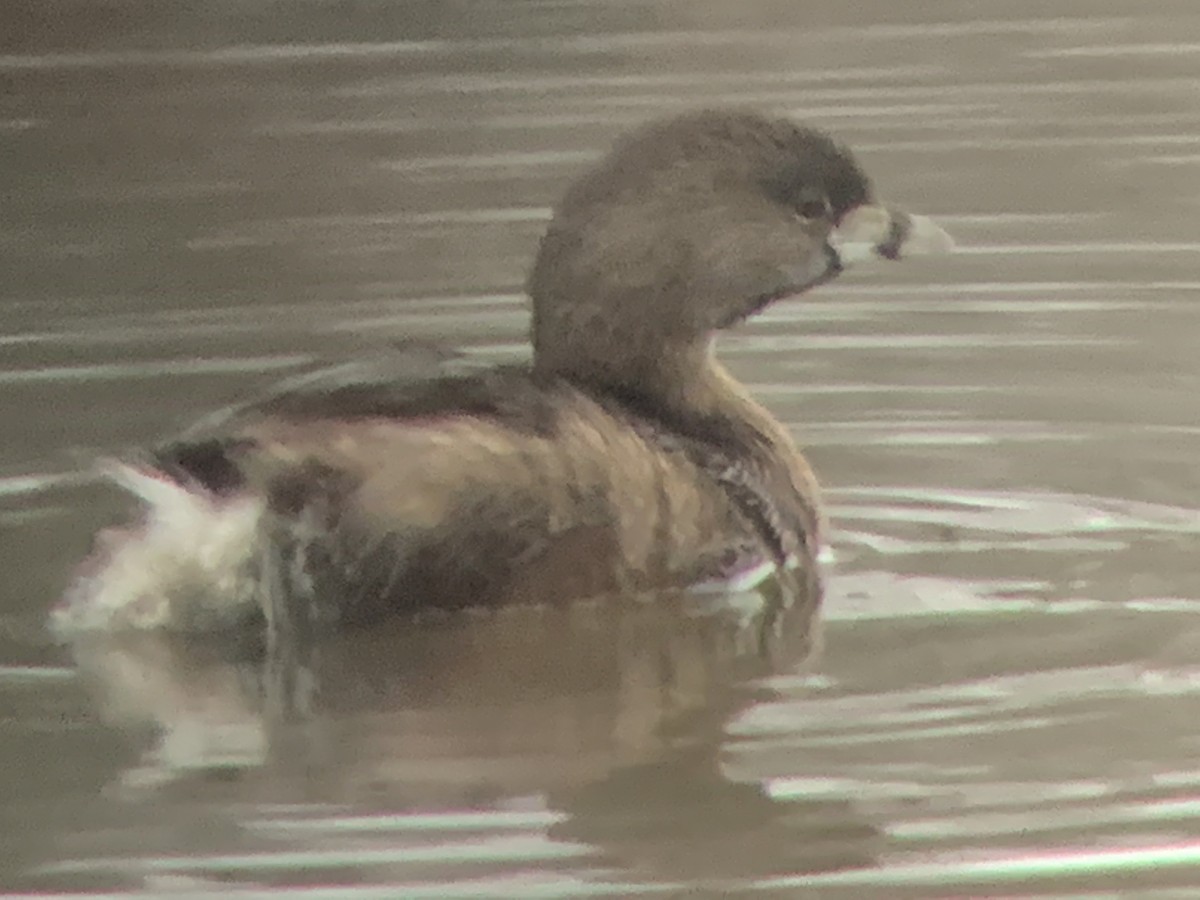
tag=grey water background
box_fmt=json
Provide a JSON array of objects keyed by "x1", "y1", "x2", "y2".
[{"x1": 6, "y1": 0, "x2": 1200, "y2": 895}]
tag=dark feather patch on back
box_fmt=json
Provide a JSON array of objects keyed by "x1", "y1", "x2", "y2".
[{"x1": 153, "y1": 437, "x2": 251, "y2": 496}]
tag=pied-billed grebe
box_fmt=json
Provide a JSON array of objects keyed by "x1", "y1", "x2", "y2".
[{"x1": 53, "y1": 108, "x2": 952, "y2": 636}]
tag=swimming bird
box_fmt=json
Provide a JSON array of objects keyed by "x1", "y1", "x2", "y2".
[{"x1": 53, "y1": 108, "x2": 952, "y2": 641}]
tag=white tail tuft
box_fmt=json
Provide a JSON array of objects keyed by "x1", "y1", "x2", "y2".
[{"x1": 53, "y1": 463, "x2": 266, "y2": 634}]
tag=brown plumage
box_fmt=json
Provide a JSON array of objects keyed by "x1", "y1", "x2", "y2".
[{"x1": 53, "y1": 108, "x2": 952, "y2": 638}]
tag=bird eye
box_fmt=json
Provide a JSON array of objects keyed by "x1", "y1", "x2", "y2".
[{"x1": 796, "y1": 195, "x2": 831, "y2": 221}]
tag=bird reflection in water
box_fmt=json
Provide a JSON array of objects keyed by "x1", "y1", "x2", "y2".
[{"x1": 64, "y1": 584, "x2": 881, "y2": 885}]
